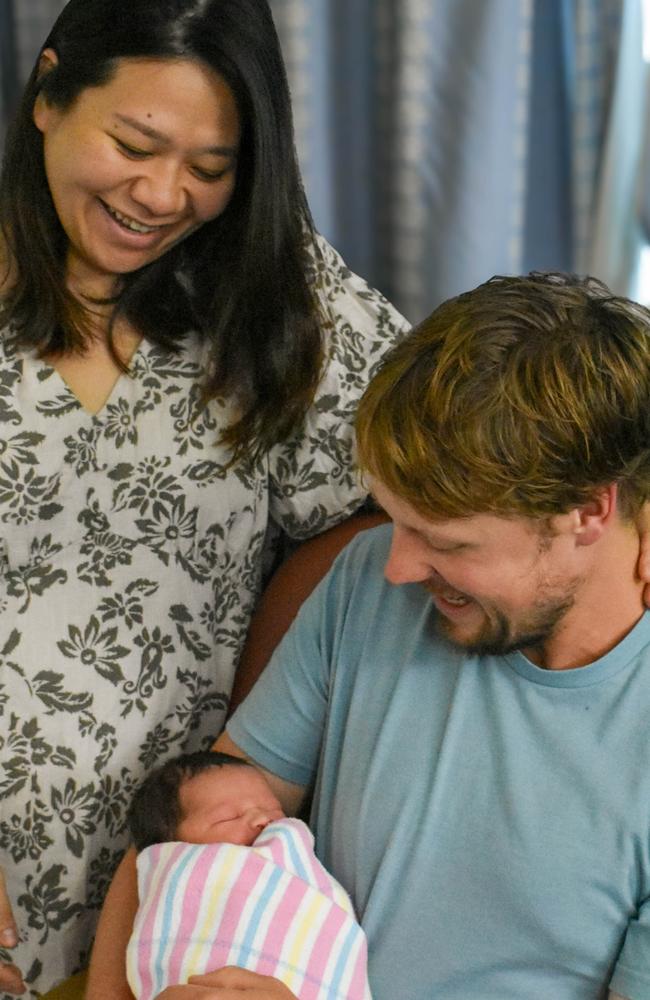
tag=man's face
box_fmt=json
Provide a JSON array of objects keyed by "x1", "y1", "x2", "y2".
[{"x1": 370, "y1": 479, "x2": 584, "y2": 660}]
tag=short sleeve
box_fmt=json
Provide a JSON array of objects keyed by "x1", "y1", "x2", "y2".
[
  {"x1": 267, "y1": 233, "x2": 409, "y2": 540},
  {"x1": 610, "y1": 901, "x2": 650, "y2": 999},
  {"x1": 226, "y1": 567, "x2": 332, "y2": 787}
]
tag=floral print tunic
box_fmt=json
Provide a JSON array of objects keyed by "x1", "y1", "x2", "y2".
[{"x1": 0, "y1": 236, "x2": 408, "y2": 997}]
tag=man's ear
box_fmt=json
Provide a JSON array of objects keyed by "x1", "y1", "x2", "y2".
[
  {"x1": 573, "y1": 483, "x2": 617, "y2": 546},
  {"x1": 33, "y1": 49, "x2": 59, "y2": 132}
]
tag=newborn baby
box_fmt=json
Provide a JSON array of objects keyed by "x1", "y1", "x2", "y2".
[{"x1": 126, "y1": 751, "x2": 371, "y2": 1000}]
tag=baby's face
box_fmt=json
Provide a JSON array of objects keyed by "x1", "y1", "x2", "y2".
[{"x1": 176, "y1": 764, "x2": 285, "y2": 846}]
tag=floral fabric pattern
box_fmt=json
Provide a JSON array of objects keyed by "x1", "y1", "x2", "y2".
[{"x1": 0, "y1": 235, "x2": 408, "y2": 997}]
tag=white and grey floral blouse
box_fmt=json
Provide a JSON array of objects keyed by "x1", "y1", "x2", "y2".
[{"x1": 0, "y1": 235, "x2": 408, "y2": 997}]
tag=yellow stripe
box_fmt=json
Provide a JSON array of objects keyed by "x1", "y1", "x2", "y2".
[
  {"x1": 183, "y1": 846, "x2": 243, "y2": 977},
  {"x1": 282, "y1": 891, "x2": 326, "y2": 991}
]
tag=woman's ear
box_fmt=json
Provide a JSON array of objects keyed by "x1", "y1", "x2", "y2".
[
  {"x1": 33, "y1": 48, "x2": 59, "y2": 132},
  {"x1": 36, "y1": 47, "x2": 59, "y2": 80}
]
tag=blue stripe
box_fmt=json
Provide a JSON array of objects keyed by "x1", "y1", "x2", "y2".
[
  {"x1": 328, "y1": 922, "x2": 360, "y2": 999},
  {"x1": 275, "y1": 825, "x2": 309, "y2": 883},
  {"x1": 235, "y1": 864, "x2": 284, "y2": 962},
  {"x1": 152, "y1": 845, "x2": 200, "y2": 993}
]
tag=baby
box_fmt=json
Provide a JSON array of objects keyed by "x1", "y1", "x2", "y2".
[{"x1": 126, "y1": 751, "x2": 372, "y2": 1000}]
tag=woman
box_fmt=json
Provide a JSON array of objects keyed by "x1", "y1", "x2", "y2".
[{"x1": 0, "y1": 0, "x2": 407, "y2": 993}]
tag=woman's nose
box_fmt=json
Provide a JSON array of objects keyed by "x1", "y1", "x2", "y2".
[{"x1": 129, "y1": 162, "x2": 186, "y2": 217}]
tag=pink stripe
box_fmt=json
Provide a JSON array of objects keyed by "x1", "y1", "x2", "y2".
[
  {"x1": 165, "y1": 846, "x2": 224, "y2": 983},
  {"x1": 266, "y1": 837, "x2": 286, "y2": 868},
  {"x1": 254, "y1": 876, "x2": 309, "y2": 977},
  {"x1": 346, "y1": 935, "x2": 371, "y2": 1000},
  {"x1": 203, "y1": 853, "x2": 266, "y2": 972},
  {"x1": 135, "y1": 844, "x2": 188, "y2": 1000},
  {"x1": 299, "y1": 901, "x2": 349, "y2": 1000}
]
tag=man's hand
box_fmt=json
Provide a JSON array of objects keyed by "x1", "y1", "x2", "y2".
[
  {"x1": 639, "y1": 501, "x2": 650, "y2": 607},
  {"x1": 155, "y1": 968, "x2": 298, "y2": 999},
  {"x1": 0, "y1": 869, "x2": 24, "y2": 995}
]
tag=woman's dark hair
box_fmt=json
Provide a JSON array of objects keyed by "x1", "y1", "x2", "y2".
[
  {"x1": 0, "y1": 0, "x2": 322, "y2": 459},
  {"x1": 128, "y1": 750, "x2": 252, "y2": 852}
]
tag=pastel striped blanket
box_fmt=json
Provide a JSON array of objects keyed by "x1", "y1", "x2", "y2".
[{"x1": 126, "y1": 817, "x2": 372, "y2": 1000}]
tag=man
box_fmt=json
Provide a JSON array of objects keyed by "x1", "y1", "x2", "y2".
[
  {"x1": 219, "y1": 273, "x2": 650, "y2": 1000},
  {"x1": 85, "y1": 272, "x2": 650, "y2": 1000}
]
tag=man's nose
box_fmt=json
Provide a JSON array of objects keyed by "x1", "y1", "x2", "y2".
[{"x1": 384, "y1": 525, "x2": 433, "y2": 585}]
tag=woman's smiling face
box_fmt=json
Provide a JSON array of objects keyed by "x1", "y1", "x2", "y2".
[{"x1": 33, "y1": 55, "x2": 241, "y2": 298}]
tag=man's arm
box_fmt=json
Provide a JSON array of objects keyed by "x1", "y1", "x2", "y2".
[
  {"x1": 213, "y1": 732, "x2": 307, "y2": 816},
  {"x1": 85, "y1": 849, "x2": 138, "y2": 1000},
  {"x1": 152, "y1": 968, "x2": 298, "y2": 997}
]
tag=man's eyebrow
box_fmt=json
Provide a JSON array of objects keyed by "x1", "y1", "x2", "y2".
[{"x1": 114, "y1": 114, "x2": 238, "y2": 156}]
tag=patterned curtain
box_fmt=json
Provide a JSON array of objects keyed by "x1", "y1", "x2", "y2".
[{"x1": 2, "y1": 0, "x2": 646, "y2": 317}]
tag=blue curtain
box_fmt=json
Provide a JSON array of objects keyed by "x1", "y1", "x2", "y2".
[{"x1": 272, "y1": 0, "x2": 646, "y2": 321}]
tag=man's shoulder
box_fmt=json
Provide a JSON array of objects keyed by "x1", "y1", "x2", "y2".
[
  {"x1": 330, "y1": 520, "x2": 393, "y2": 571},
  {"x1": 318, "y1": 521, "x2": 449, "y2": 658},
  {"x1": 323, "y1": 521, "x2": 399, "y2": 606}
]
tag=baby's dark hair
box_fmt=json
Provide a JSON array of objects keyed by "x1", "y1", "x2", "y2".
[{"x1": 128, "y1": 750, "x2": 252, "y2": 851}]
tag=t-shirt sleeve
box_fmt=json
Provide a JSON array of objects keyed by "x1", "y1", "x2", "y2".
[
  {"x1": 226, "y1": 526, "x2": 388, "y2": 786},
  {"x1": 226, "y1": 563, "x2": 332, "y2": 787},
  {"x1": 609, "y1": 902, "x2": 650, "y2": 999},
  {"x1": 267, "y1": 232, "x2": 409, "y2": 540}
]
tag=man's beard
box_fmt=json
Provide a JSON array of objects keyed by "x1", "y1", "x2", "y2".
[{"x1": 433, "y1": 584, "x2": 580, "y2": 658}]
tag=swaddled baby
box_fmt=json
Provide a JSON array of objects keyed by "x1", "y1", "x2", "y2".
[{"x1": 126, "y1": 751, "x2": 371, "y2": 1000}]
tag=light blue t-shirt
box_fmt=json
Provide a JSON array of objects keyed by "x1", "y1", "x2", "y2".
[{"x1": 228, "y1": 525, "x2": 650, "y2": 1000}]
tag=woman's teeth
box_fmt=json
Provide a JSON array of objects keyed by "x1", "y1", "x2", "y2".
[{"x1": 105, "y1": 204, "x2": 161, "y2": 234}]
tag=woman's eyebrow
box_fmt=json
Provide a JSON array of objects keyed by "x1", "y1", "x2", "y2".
[{"x1": 114, "y1": 113, "x2": 238, "y2": 156}]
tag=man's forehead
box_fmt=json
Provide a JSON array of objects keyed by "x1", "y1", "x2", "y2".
[{"x1": 368, "y1": 476, "x2": 541, "y2": 542}]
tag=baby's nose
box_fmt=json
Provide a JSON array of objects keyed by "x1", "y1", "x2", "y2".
[{"x1": 247, "y1": 808, "x2": 272, "y2": 831}]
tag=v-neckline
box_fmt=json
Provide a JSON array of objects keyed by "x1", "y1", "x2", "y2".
[{"x1": 33, "y1": 338, "x2": 147, "y2": 419}]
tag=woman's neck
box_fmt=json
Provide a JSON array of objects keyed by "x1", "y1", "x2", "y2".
[{"x1": 43, "y1": 318, "x2": 143, "y2": 414}]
